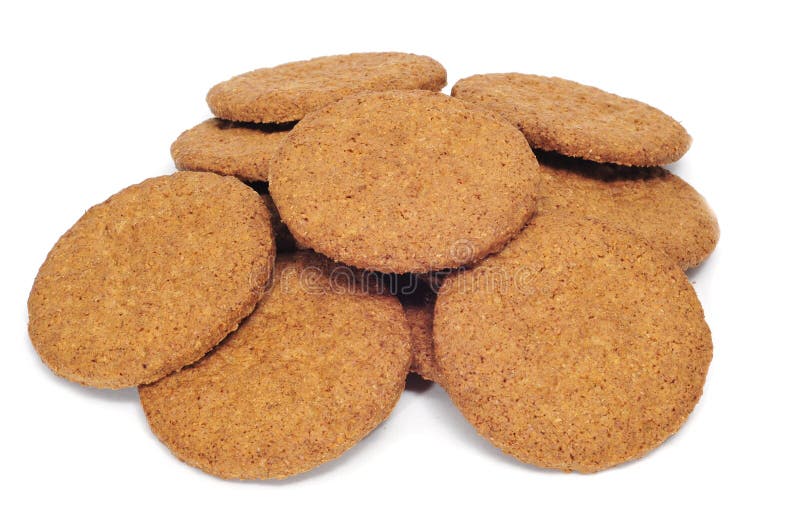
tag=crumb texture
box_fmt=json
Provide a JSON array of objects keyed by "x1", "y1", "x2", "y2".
[
  {"x1": 536, "y1": 152, "x2": 719, "y2": 269},
  {"x1": 452, "y1": 73, "x2": 691, "y2": 166},
  {"x1": 139, "y1": 251, "x2": 412, "y2": 479},
  {"x1": 207, "y1": 52, "x2": 447, "y2": 123},
  {"x1": 27, "y1": 171, "x2": 274, "y2": 388},
  {"x1": 434, "y1": 214, "x2": 712, "y2": 472},
  {"x1": 269, "y1": 90, "x2": 541, "y2": 273}
]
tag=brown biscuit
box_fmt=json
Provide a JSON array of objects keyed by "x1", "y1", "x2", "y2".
[
  {"x1": 27, "y1": 172, "x2": 274, "y2": 389},
  {"x1": 139, "y1": 252, "x2": 412, "y2": 480},
  {"x1": 400, "y1": 280, "x2": 438, "y2": 381},
  {"x1": 269, "y1": 90, "x2": 541, "y2": 273},
  {"x1": 452, "y1": 73, "x2": 691, "y2": 166},
  {"x1": 170, "y1": 118, "x2": 292, "y2": 182},
  {"x1": 434, "y1": 213, "x2": 712, "y2": 473},
  {"x1": 207, "y1": 52, "x2": 447, "y2": 124},
  {"x1": 536, "y1": 152, "x2": 719, "y2": 269}
]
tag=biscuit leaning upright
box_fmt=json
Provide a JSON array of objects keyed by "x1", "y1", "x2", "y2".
[
  {"x1": 139, "y1": 252, "x2": 412, "y2": 480},
  {"x1": 28, "y1": 172, "x2": 275, "y2": 389},
  {"x1": 434, "y1": 213, "x2": 713, "y2": 472},
  {"x1": 269, "y1": 90, "x2": 542, "y2": 273},
  {"x1": 452, "y1": 73, "x2": 691, "y2": 166},
  {"x1": 207, "y1": 52, "x2": 447, "y2": 123}
]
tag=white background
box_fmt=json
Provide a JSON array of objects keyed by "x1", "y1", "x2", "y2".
[{"x1": 2, "y1": 1, "x2": 797, "y2": 530}]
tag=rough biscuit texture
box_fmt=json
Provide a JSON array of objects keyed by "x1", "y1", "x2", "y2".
[
  {"x1": 171, "y1": 118, "x2": 293, "y2": 182},
  {"x1": 269, "y1": 90, "x2": 541, "y2": 273},
  {"x1": 140, "y1": 252, "x2": 412, "y2": 480},
  {"x1": 28, "y1": 172, "x2": 274, "y2": 389},
  {"x1": 400, "y1": 280, "x2": 438, "y2": 381},
  {"x1": 207, "y1": 52, "x2": 447, "y2": 123},
  {"x1": 536, "y1": 152, "x2": 719, "y2": 269},
  {"x1": 434, "y1": 214, "x2": 712, "y2": 472},
  {"x1": 452, "y1": 73, "x2": 691, "y2": 166},
  {"x1": 251, "y1": 184, "x2": 296, "y2": 252}
]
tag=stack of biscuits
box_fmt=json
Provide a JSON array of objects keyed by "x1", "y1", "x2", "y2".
[{"x1": 27, "y1": 52, "x2": 718, "y2": 478}]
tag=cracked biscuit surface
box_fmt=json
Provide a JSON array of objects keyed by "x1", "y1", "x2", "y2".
[
  {"x1": 28, "y1": 171, "x2": 274, "y2": 388},
  {"x1": 434, "y1": 213, "x2": 712, "y2": 472}
]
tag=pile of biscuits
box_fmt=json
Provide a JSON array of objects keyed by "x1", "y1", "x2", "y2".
[{"x1": 28, "y1": 52, "x2": 718, "y2": 478}]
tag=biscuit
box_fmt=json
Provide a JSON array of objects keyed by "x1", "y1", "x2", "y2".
[
  {"x1": 536, "y1": 152, "x2": 719, "y2": 269},
  {"x1": 434, "y1": 213, "x2": 712, "y2": 472},
  {"x1": 269, "y1": 90, "x2": 541, "y2": 273},
  {"x1": 207, "y1": 52, "x2": 447, "y2": 124},
  {"x1": 400, "y1": 280, "x2": 437, "y2": 381},
  {"x1": 139, "y1": 252, "x2": 412, "y2": 479},
  {"x1": 452, "y1": 73, "x2": 691, "y2": 166},
  {"x1": 171, "y1": 118, "x2": 292, "y2": 182},
  {"x1": 28, "y1": 172, "x2": 274, "y2": 389}
]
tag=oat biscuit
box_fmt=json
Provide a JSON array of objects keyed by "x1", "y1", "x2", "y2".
[
  {"x1": 139, "y1": 252, "x2": 412, "y2": 479},
  {"x1": 207, "y1": 52, "x2": 447, "y2": 124},
  {"x1": 171, "y1": 118, "x2": 292, "y2": 182},
  {"x1": 269, "y1": 90, "x2": 541, "y2": 273},
  {"x1": 28, "y1": 172, "x2": 274, "y2": 389},
  {"x1": 400, "y1": 280, "x2": 437, "y2": 381},
  {"x1": 536, "y1": 152, "x2": 719, "y2": 269},
  {"x1": 434, "y1": 213, "x2": 712, "y2": 472},
  {"x1": 452, "y1": 73, "x2": 691, "y2": 166}
]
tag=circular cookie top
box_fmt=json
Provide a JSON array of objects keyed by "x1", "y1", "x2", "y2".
[
  {"x1": 207, "y1": 52, "x2": 447, "y2": 123},
  {"x1": 269, "y1": 90, "x2": 541, "y2": 273},
  {"x1": 434, "y1": 214, "x2": 712, "y2": 472},
  {"x1": 171, "y1": 118, "x2": 292, "y2": 182},
  {"x1": 139, "y1": 252, "x2": 412, "y2": 479},
  {"x1": 28, "y1": 172, "x2": 274, "y2": 389},
  {"x1": 400, "y1": 280, "x2": 437, "y2": 382},
  {"x1": 451, "y1": 73, "x2": 691, "y2": 166},
  {"x1": 537, "y1": 152, "x2": 719, "y2": 269}
]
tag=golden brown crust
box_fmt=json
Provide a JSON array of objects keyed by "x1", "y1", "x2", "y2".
[
  {"x1": 207, "y1": 52, "x2": 447, "y2": 123},
  {"x1": 139, "y1": 252, "x2": 412, "y2": 480},
  {"x1": 170, "y1": 118, "x2": 292, "y2": 182},
  {"x1": 434, "y1": 213, "x2": 712, "y2": 472},
  {"x1": 452, "y1": 74, "x2": 691, "y2": 166},
  {"x1": 257, "y1": 189, "x2": 296, "y2": 252},
  {"x1": 28, "y1": 172, "x2": 275, "y2": 389},
  {"x1": 536, "y1": 152, "x2": 719, "y2": 269},
  {"x1": 400, "y1": 281, "x2": 437, "y2": 381},
  {"x1": 269, "y1": 90, "x2": 541, "y2": 273}
]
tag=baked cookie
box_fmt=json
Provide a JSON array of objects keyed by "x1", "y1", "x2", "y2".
[
  {"x1": 400, "y1": 280, "x2": 437, "y2": 381},
  {"x1": 139, "y1": 252, "x2": 412, "y2": 480},
  {"x1": 28, "y1": 172, "x2": 274, "y2": 389},
  {"x1": 207, "y1": 52, "x2": 447, "y2": 123},
  {"x1": 269, "y1": 90, "x2": 541, "y2": 273},
  {"x1": 536, "y1": 152, "x2": 719, "y2": 269},
  {"x1": 452, "y1": 73, "x2": 691, "y2": 166},
  {"x1": 434, "y1": 213, "x2": 712, "y2": 472},
  {"x1": 171, "y1": 118, "x2": 292, "y2": 182}
]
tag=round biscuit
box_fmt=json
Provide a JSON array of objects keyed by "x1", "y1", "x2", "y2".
[
  {"x1": 452, "y1": 73, "x2": 691, "y2": 166},
  {"x1": 139, "y1": 251, "x2": 412, "y2": 479},
  {"x1": 171, "y1": 118, "x2": 292, "y2": 182},
  {"x1": 28, "y1": 172, "x2": 274, "y2": 389},
  {"x1": 434, "y1": 213, "x2": 713, "y2": 472},
  {"x1": 207, "y1": 52, "x2": 447, "y2": 123},
  {"x1": 269, "y1": 90, "x2": 541, "y2": 273},
  {"x1": 536, "y1": 152, "x2": 719, "y2": 269}
]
